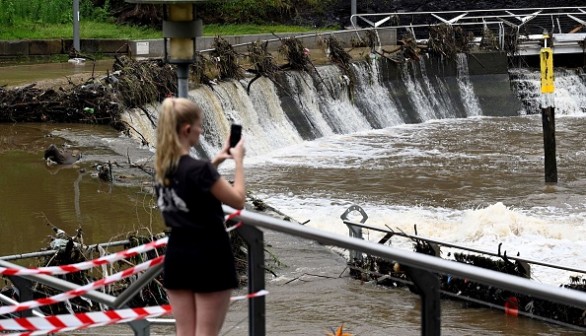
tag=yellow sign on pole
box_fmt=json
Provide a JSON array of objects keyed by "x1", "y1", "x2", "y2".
[{"x1": 540, "y1": 47, "x2": 554, "y2": 94}]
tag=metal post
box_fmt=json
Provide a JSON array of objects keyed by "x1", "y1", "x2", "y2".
[
  {"x1": 0, "y1": 259, "x2": 116, "y2": 306},
  {"x1": 6, "y1": 276, "x2": 37, "y2": 317},
  {"x1": 351, "y1": 0, "x2": 357, "y2": 26},
  {"x1": 539, "y1": 31, "x2": 557, "y2": 183},
  {"x1": 237, "y1": 225, "x2": 266, "y2": 336},
  {"x1": 404, "y1": 267, "x2": 441, "y2": 336},
  {"x1": 340, "y1": 205, "x2": 368, "y2": 263},
  {"x1": 73, "y1": 0, "x2": 80, "y2": 52},
  {"x1": 113, "y1": 263, "x2": 164, "y2": 308},
  {"x1": 176, "y1": 64, "x2": 190, "y2": 98}
]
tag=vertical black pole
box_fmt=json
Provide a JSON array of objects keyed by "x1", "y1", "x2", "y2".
[
  {"x1": 404, "y1": 267, "x2": 441, "y2": 336},
  {"x1": 541, "y1": 106, "x2": 557, "y2": 183},
  {"x1": 238, "y1": 225, "x2": 266, "y2": 336},
  {"x1": 539, "y1": 32, "x2": 557, "y2": 183},
  {"x1": 176, "y1": 64, "x2": 190, "y2": 98}
]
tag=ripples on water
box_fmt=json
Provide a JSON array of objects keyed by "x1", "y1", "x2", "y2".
[{"x1": 2, "y1": 115, "x2": 586, "y2": 335}]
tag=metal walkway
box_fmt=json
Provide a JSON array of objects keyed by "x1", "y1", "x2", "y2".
[{"x1": 350, "y1": 6, "x2": 586, "y2": 56}]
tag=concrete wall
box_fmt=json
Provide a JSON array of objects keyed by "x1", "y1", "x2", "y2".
[
  {"x1": 0, "y1": 39, "x2": 129, "y2": 58},
  {"x1": 0, "y1": 29, "x2": 396, "y2": 59},
  {"x1": 128, "y1": 29, "x2": 397, "y2": 58}
]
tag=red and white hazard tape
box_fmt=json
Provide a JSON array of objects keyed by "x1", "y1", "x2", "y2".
[
  {"x1": 0, "y1": 257, "x2": 163, "y2": 315},
  {"x1": 225, "y1": 210, "x2": 243, "y2": 232},
  {"x1": 1, "y1": 216, "x2": 243, "y2": 277},
  {"x1": 0, "y1": 237, "x2": 168, "y2": 276},
  {"x1": 0, "y1": 304, "x2": 172, "y2": 333},
  {"x1": 0, "y1": 290, "x2": 268, "y2": 335},
  {"x1": 230, "y1": 289, "x2": 268, "y2": 302},
  {"x1": 1, "y1": 213, "x2": 245, "y2": 277}
]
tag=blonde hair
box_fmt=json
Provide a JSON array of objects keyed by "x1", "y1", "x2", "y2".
[{"x1": 155, "y1": 97, "x2": 202, "y2": 186}]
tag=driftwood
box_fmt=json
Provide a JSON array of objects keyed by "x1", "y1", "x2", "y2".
[{"x1": 0, "y1": 56, "x2": 176, "y2": 131}]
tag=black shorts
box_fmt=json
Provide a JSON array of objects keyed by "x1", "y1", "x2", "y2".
[{"x1": 163, "y1": 227, "x2": 238, "y2": 292}]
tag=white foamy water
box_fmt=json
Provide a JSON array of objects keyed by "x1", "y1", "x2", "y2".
[{"x1": 234, "y1": 115, "x2": 586, "y2": 288}]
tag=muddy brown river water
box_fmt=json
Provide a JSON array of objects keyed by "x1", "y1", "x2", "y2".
[
  {"x1": 1, "y1": 61, "x2": 586, "y2": 335},
  {"x1": 0, "y1": 59, "x2": 115, "y2": 88},
  {"x1": 0, "y1": 123, "x2": 163, "y2": 259}
]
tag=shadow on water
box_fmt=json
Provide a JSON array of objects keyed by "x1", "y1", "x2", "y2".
[{"x1": 0, "y1": 123, "x2": 164, "y2": 259}]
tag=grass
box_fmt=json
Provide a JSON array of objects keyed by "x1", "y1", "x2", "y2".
[
  {"x1": 0, "y1": 20, "x2": 334, "y2": 40},
  {"x1": 0, "y1": 20, "x2": 162, "y2": 40}
]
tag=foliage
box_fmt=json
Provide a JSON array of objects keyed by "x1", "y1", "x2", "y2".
[
  {"x1": 196, "y1": 0, "x2": 338, "y2": 26},
  {"x1": 0, "y1": 0, "x2": 339, "y2": 39},
  {"x1": 0, "y1": 0, "x2": 111, "y2": 25}
]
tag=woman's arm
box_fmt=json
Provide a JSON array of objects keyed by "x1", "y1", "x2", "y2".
[{"x1": 210, "y1": 139, "x2": 245, "y2": 209}]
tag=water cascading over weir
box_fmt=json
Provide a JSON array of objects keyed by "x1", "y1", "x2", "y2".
[{"x1": 123, "y1": 52, "x2": 538, "y2": 159}]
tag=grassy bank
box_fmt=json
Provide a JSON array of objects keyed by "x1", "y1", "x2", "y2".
[{"x1": 0, "y1": 20, "x2": 330, "y2": 40}]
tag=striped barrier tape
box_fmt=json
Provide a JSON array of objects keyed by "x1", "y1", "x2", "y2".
[
  {"x1": 0, "y1": 290, "x2": 269, "y2": 334},
  {"x1": 0, "y1": 305, "x2": 172, "y2": 332},
  {"x1": 0, "y1": 256, "x2": 163, "y2": 315},
  {"x1": 1, "y1": 215, "x2": 245, "y2": 277},
  {"x1": 0, "y1": 237, "x2": 168, "y2": 276},
  {"x1": 225, "y1": 209, "x2": 243, "y2": 232},
  {"x1": 230, "y1": 289, "x2": 268, "y2": 302}
]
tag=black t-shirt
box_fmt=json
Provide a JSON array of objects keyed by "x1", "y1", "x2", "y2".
[{"x1": 155, "y1": 155, "x2": 224, "y2": 232}]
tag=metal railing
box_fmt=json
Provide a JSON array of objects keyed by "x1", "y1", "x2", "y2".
[
  {"x1": 350, "y1": 6, "x2": 586, "y2": 55},
  {"x1": 1, "y1": 206, "x2": 586, "y2": 335}
]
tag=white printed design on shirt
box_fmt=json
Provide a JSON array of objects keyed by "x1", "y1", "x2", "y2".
[{"x1": 158, "y1": 188, "x2": 189, "y2": 212}]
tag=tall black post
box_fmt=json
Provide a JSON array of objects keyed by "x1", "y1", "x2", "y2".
[
  {"x1": 541, "y1": 106, "x2": 557, "y2": 183},
  {"x1": 539, "y1": 32, "x2": 557, "y2": 183}
]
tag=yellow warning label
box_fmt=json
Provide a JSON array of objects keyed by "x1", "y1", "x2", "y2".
[{"x1": 540, "y1": 47, "x2": 554, "y2": 93}]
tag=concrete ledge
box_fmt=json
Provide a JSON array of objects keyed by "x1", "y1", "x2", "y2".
[
  {"x1": 0, "y1": 39, "x2": 129, "y2": 58},
  {"x1": 0, "y1": 41, "x2": 29, "y2": 56},
  {"x1": 29, "y1": 39, "x2": 62, "y2": 55},
  {"x1": 0, "y1": 30, "x2": 393, "y2": 59},
  {"x1": 62, "y1": 39, "x2": 130, "y2": 54},
  {"x1": 130, "y1": 29, "x2": 398, "y2": 58}
]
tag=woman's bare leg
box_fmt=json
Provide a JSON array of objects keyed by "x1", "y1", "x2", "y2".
[
  {"x1": 195, "y1": 289, "x2": 232, "y2": 336},
  {"x1": 167, "y1": 289, "x2": 197, "y2": 336}
]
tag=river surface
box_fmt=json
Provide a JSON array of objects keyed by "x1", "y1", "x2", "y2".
[
  {"x1": 0, "y1": 123, "x2": 163, "y2": 260},
  {"x1": 1, "y1": 117, "x2": 585, "y2": 335},
  {"x1": 1, "y1": 60, "x2": 586, "y2": 335},
  {"x1": 0, "y1": 59, "x2": 115, "y2": 87}
]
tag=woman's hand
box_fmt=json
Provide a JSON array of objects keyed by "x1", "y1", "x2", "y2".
[
  {"x1": 229, "y1": 138, "x2": 245, "y2": 163},
  {"x1": 211, "y1": 139, "x2": 231, "y2": 167}
]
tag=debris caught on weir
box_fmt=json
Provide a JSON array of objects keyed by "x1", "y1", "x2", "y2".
[{"x1": 0, "y1": 55, "x2": 176, "y2": 130}]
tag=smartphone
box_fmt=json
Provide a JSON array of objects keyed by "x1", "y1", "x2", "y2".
[{"x1": 229, "y1": 124, "x2": 242, "y2": 148}]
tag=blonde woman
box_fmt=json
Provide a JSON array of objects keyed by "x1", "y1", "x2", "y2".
[{"x1": 154, "y1": 97, "x2": 245, "y2": 336}]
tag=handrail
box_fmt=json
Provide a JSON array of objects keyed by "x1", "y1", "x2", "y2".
[
  {"x1": 341, "y1": 219, "x2": 586, "y2": 275},
  {"x1": 349, "y1": 6, "x2": 586, "y2": 55},
  {"x1": 223, "y1": 205, "x2": 586, "y2": 310},
  {"x1": 2, "y1": 206, "x2": 585, "y2": 335}
]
